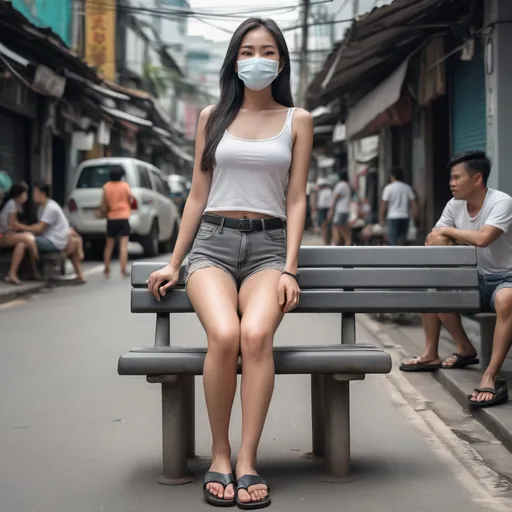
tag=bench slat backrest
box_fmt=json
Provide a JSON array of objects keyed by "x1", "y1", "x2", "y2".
[{"x1": 131, "y1": 246, "x2": 480, "y2": 314}]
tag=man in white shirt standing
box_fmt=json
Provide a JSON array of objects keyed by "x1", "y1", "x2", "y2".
[
  {"x1": 315, "y1": 178, "x2": 333, "y2": 244},
  {"x1": 329, "y1": 171, "x2": 352, "y2": 246},
  {"x1": 380, "y1": 168, "x2": 417, "y2": 245},
  {"x1": 400, "y1": 151, "x2": 512, "y2": 409}
]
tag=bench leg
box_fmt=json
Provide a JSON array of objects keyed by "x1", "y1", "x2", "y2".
[
  {"x1": 323, "y1": 375, "x2": 350, "y2": 480},
  {"x1": 159, "y1": 377, "x2": 194, "y2": 485},
  {"x1": 184, "y1": 375, "x2": 195, "y2": 458},
  {"x1": 311, "y1": 374, "x2": 325, "y2": 456}
]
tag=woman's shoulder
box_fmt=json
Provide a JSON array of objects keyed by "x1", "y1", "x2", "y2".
[
  {"x1": 291, "y1": 107, "x2": 313, "y2": 126},
  {"x1": 199, "y1": 104, "x2": 217, "y2": 121},
  {"x1": 2, "y1": 198, "x2": 17, "y2": 212}
]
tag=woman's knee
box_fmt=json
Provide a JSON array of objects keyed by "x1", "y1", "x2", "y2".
[
  {"x1": 240, "y1": 324, "x2": 273, "y2": 361},
  {"x1": 207, "y1": 323, "x2": 240, "y2": 358}
]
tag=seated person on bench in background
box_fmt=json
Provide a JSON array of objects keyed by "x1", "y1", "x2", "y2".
[
  {"x1": 400, "y1": 151, "x2": 512, "y2": 409},
  {"x1": 23, "y1": 182, "x2": 86, "y2": 284}
]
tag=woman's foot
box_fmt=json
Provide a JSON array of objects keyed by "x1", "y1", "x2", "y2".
[
  {"x1": 235, "y1": 463, "x2": 269, "y2": 507},
  {"x1": 104, "y1": 266, "x2": 110, "y2": 278},
  {"x1": 205, "y1": 457, "x2": 235, "y2": 503},
  {"x1": 5, "y1": 275, "x2": 22, "y2": 286}
]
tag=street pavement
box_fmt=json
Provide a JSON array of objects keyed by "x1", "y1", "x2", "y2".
[{"x1": 1, "y1": 235, "x2": 512, "y2": 511}]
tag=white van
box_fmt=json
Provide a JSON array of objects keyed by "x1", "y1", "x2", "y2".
[{"x1": 67, "y1": 158, "x2": 180, "y2": 257}]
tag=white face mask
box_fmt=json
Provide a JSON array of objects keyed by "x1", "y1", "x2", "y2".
[{"x1": 237, "y1": 57, "x2": 279, "y2": 91}]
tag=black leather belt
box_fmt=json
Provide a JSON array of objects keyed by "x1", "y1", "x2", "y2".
[{"x1": 202, "y1": 214, "x2": 285, "y2": 232}]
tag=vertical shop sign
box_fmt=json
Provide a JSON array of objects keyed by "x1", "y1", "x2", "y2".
[{"x1": 85, "y1": 0, "x2": 116, "y2": 80}]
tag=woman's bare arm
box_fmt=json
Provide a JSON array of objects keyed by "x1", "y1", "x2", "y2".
[
  {"x1": 168, "y1": 105, "x2": 215, "y2": 270},
  {"x1": 285, "y1": 108, "x2": 314, "y2": 273}
]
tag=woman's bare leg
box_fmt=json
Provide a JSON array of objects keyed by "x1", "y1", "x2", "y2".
[
  {"x1": 67, "y1": 238, "x2": 86, "y2": 283},
  {"x1": 6, "y1": 242, "x2": 27, "y2": 284},
  {"x1": 236, "y1": 269, "x2": 284, "y2": 505},
  {"x1": 103, "y1": 237, "x2": 115, "y2": 277},
  {"x1": 187, "y1": 267, "x2": 240, "y2": 502},
  {"x1": 118, "y1": 236, "x2": 129, "y2": 276}
]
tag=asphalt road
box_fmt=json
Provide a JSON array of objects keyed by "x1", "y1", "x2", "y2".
[{"x1": 0, "y1": 239, "x2": 511, "y2": 512}]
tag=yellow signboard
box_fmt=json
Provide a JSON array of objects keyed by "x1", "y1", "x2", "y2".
[{"x1": 85, "y1": 0, "x2": 116, "y2": 80}]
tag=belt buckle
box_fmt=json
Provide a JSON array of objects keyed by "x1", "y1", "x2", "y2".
[{"x1": 237, "y1": 218, "x2": 254, "y2": 233}]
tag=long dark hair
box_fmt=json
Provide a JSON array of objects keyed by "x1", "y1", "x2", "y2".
[
  {"x1": 0, "y1": 182, "x2": 28, "y2": 211},
  {"x1": 201, "y1": 18, "x2": 294, "y2": 172}
]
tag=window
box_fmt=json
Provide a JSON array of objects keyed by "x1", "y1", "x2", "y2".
[
  {"x1": 152, "y1": 172, "x2": 171, "y2": 197},
  {"x1": 76, "y1": 164, "x2": 132, "y2": 188},
  {"x1": 137, "y1": 165, "x2": 153, "y2": 189}
]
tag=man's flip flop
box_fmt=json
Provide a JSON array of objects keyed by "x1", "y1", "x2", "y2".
[
  {"x1": 203, "y1": 472, "x2": 236, "y2": 507},
  {"x1": 443, "y1": 353, "x2": 479, "y2": 369},
  {"x1": 468, "y1": 381, "x2": 509, "y2": 409},
  {"x1": 236, "y1": 475, "x2": 271, "y2": 510},
  {"x1": 399, "y1": 357, "x2": 441, "y2": 372}
]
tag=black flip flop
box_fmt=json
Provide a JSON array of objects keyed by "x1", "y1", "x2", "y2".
[
  {"x1": 203, "y1": 471, "x2": 236, "y2": 507},
  {"x1": 468, "y1": 380, "x2": 509, "y2": 409},
  {"x1": 443, "y1": 353, "x2": 479, "y2": 369},
  {"x1": 399, "y1": 357, "x2": 442, "y2": 372},
  {"x1": 236, "y1": 474, "x2": 271, "y2": 510}
]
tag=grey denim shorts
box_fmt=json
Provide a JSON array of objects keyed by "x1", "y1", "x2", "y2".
[{"x1": 186, "y1": 217, "x2": 287, "y2": 288}]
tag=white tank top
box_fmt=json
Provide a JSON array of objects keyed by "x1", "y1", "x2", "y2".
[{"x1": 204, "y1": 107, "x2": 295, "y2": 220}]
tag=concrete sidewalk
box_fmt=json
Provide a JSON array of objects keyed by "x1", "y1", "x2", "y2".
[
  {"x1": 0, "y1": 280, "x2": 46, "y2": 305},
  {"x1": 358, "y1": 313, "x2": 512, "y2": 454}
]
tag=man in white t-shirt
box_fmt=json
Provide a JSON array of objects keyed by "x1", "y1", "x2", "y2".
[
  {"x1": 23, "y1": 182, "x2": 86, "y2": 283},
  {"x1": 400, "y1": 151, "x2": 512, "y2": 408},
  {"x1": 329, "y1": 171, "x2": 352, "y2": 245},
  {"x1": 380, "y1": 167, "x2": 417, "y2": 245}
]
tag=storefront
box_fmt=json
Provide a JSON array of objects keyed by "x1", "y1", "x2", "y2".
[{"x1": 0, "y1": 76, "x2": 38, "y2": 190}]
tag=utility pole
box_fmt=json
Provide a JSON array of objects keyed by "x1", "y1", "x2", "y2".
[
  {"x1": 353, "y1": 0, "x2": 359, "y2": 18},
  {"x1": 298, "y1": 0, "x2": 310, "y2": 107}
]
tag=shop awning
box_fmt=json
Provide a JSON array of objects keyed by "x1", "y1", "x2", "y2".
[
  {"x1": 102, "y1": 106, "x2": 153, "y2": 127},
  {"x1": 306, "y1": 0, "x2": 470, "y2": 110},
  {"x1": 0, "y1": 42, "x2": 29, "y2": 67},
  {"x1": 346, "y1": 58, "x2": 411, "y2": 140}
]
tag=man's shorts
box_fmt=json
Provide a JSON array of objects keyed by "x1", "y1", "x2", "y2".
[
  {"x1": 333, "y1": 211, "x2": 349, "y2": 227},
  {"x1": 478, "y1": 274, "x2": 512, "y2": 312},
  {"x1": 316, "y1": 207, "x2": 329, "y2": 225},
  {"x1": 35, "y1": 236, "x2": 59, "y2": 253}
]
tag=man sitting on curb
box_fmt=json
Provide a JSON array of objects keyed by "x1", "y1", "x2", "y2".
[
  {"x1": 23, "y1": 182, "x2": 86, "y2": 284},
  {"x1": 400, "y1": 151, "x2": 512, "y2": 409}
]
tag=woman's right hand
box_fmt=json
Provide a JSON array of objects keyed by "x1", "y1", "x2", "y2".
[{"x1": 147, "y1": 263, "x2": 180, "y2": 302}]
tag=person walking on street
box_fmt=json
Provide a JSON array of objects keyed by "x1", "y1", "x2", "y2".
[
  {"x1": 329, "y1": 170, "x2": 351, "y2": 246},
  {"x1": 147, "y1": 17, "x2": 313, "y2": 509},
  {"x1": 400, "y1": 151, "x2": 512, "y2": 409},
  {"x1": 99, "y1": 166, "x2": 133, "y2": 278},
  {"x1": 315, "y1": 178, "x2": 332, "y2": 244},
  {"x1": 380, "y1": 167, "x2": 417, "y2": 246}
]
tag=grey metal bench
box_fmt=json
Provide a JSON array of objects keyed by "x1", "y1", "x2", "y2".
[{"x1": 119, "y1": 245, "x2": 480, "y2": 484}]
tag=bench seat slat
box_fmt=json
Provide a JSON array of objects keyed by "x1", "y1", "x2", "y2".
[
  {"x1": 131, "y1": 288, "x2": 480, "y2": 313},
  {"x1": 130, "y1": 246, "x2": 478, "y2": 287},
  {"x1": 298, "y1": 246, "x2": 477, "y2": 267},
  {"x1": 118, "y1": 345, "x2": 392, "y2": 376},
  {"x1": 131, "y1": 266, "x2": 478, "y2": 289}
]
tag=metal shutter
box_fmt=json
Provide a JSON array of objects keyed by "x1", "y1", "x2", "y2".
[{"x1": 450, "y1": 47, "x2": 487, "y2": 155}]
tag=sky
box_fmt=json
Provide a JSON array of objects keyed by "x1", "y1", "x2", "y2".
[{"x1": 187, "y1": 0, "x2": 302, "y2": 46}]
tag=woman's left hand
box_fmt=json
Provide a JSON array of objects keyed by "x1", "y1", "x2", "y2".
[{"x1": 277, "y1": 273, "x2": 301, "y2": 313}]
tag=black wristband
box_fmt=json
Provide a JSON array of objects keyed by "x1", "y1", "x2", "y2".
[{"x1": 282, "y1": 270, "x2": 299, "y2": 281}]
